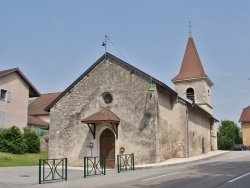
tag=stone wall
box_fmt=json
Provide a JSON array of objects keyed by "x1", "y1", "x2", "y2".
[
  {"x1": 156, "y1": 87, "x2": 186, "y2": 161},
  {"x1": 174, "y1": 79, "x2": 213, "y2": 114},
  {"x1": 40, "y1": 134, "x2": 49, "y2": 152},
  {"x1": 188, "y1": 107, "x2": 212, "y2": 156}
]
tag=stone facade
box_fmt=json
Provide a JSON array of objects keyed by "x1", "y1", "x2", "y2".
[
  {"x1": 47, "y1": 53, "x2": 217, "y2": 166},
  {"x1": 174, "y1": 79, "x2": 213, "y2": 114}
]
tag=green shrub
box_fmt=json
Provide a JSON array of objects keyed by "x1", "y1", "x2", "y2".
[
  {"x1": 24, "y1": 128, "x2": 40, "y2": 153},
  {"x1": 0, "y1": 126, "x2": 27, "y2": 154},
  {"x1": 217, "y1": 120, "x2": 242, "y2": 150}
]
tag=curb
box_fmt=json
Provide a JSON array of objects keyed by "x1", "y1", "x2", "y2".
[{"x1": 134, "y1": 151, "x2": 230, "y2": 170}]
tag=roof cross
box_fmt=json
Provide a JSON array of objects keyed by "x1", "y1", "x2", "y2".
[{"x1": 188, "y1": 21, "x2": 192, "y2": 34}]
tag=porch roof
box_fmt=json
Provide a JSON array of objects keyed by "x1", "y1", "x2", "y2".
[{"x1": 81, "y1": 108, "x2": 120, "y2": 124}]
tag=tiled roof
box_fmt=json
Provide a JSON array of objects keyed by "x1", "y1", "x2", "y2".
[
  {"x1": 172, "y1": 35, "x2": 209, "y2": 82},
  {"x1": 81, "y1": 108, "x2": 120, "y2": 124},
  {"x1": 28, "y1": 116, "x2": 49, "y2": 126},
  {"x1": 239, "y1": 106, "x2": 250, "y2": 122},
  {"x1": 0, "y1": 67, "x2": 40, "y2": 97},
  {"x1": 28, "y1": 92, "x2": 61, "y2": 115}
]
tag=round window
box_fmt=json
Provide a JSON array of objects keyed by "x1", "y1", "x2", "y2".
[{"x1": 102, "y1": 92, "x2": 113, "y2": 104}]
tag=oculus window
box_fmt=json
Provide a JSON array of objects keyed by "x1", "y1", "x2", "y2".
[{"x1": 102, "y1": 92, "x2": 113, "y2": 104}]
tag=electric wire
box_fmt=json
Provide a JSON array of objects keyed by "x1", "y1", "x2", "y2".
[{"x1": 105, "y1": 35, "x2": 129, "y2": 63}]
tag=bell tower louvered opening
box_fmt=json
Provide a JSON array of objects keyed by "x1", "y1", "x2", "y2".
[{"x1": 186, "y1": 88, "x2": 195, "y2": 102}]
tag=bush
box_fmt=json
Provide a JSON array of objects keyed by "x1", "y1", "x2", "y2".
[
  {"x1": 24, "y1": 128, "x2": 40, "y2": 153},
  {"x1": 0, "y1": 126, "x2": 41, "y2": 154},
  {"x1": 0, "y1": 126, "x2": 27, "y2": 154}
]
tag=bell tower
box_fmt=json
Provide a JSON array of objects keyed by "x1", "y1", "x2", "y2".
[{"x1": 172, "y1": 34, "x2": 213, "y2": 114}]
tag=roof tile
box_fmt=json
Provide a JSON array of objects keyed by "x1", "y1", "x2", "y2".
[
  {"x1": 81, "y1": 108, "x2": 120, "y2": 124},
  {"x1": 28, "y1": 92, "x2": 61, "y2": 115},
  {"x1": 28, "y1": 116, "x2": 49, "y2": 126},
  {"x1": 172, "y1": 35, "x2": 207, "y2": 82}
]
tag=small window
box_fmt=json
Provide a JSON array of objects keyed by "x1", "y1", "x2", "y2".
[
  {"x1": 0, "y1": 89, "x2": 7, "y2": 100},
  {"x1": 102, "y1": 92, "x2": 113, "y2": 104},
  {"x1": 186, "y1": 88, "x2": 195, "y2": 102}
]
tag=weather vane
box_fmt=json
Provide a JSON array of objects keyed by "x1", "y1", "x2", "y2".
[
  {"x1": 188, "y1": 21, "x2": 192, "y2": 34},
  {"x1": 101, "y1": 35, "x2": 107, "y2": 56}
]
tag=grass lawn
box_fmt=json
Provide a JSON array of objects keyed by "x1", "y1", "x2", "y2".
[{"x1": 0, "y1": 152, "x2": 48, "y2": 167}]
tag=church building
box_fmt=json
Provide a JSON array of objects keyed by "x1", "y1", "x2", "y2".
[{"x1": 45, "y1": 34, "x2": 218, "y2": 167}]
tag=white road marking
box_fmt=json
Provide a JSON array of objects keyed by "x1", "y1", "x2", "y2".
[
  {"x1": 210, "y1": 162, "x2": 228, "y2": 166},
  {"x1": 141, "y1": 172, "x2": 180, "y2": 182},
  {"x1": 228, "y1": 172, "x2": 250, "y2": 183}
]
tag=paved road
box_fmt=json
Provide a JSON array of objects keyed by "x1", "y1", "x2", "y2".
[
  {"x1": 112, "y1": 151, "x2": 250, "y2": 188},
  {"x1": 1, "y1": 151, "x2": 250, "y2": 188}
]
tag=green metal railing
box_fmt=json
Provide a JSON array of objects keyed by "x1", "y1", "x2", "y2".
[
  {"x1": 39, "y1": 158, "x2": 67, "y2": 184},
  {"x1": 84, "y1": 156, "x2": 106, "y2": 178},
  {"x1": 117, "y1": 153, "x2": 135, "y2": 173}
]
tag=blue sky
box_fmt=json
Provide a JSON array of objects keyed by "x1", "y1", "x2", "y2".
[{"x1": 0, "y1": 1, "x2": 249, "y2": 125}]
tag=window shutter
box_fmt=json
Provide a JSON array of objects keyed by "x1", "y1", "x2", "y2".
[
  {"x1": 0, "y1": 89, "x2": 3, "y2": 99},
  {"x1": 0, "y1": 111, "x2": 6, "y2": 128},
  {"x1": 7, "y1": 92, "x2": 11, "y2": 103}
]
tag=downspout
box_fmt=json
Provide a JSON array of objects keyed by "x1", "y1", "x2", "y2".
[{"x1": 186, "y1": 106, "x2": 189, "y2": 158}]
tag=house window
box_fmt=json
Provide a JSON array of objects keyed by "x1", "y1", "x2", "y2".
[
  {"x1": 0, "y1": 110, "x2": 6, "y2": 128},
  {"x1": 0, "y1": 89, "x2": 7, "y2": 100},
  {"x1": 186, "y1": 88, "x2": 195, "y2": 102}
]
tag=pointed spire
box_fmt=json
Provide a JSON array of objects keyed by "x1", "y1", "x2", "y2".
[{"x1": 172, "y1": 35, "x2": 208, "y2": 82}]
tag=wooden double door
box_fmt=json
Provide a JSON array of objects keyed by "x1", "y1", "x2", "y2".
[{"x1": 100, "y1": 129, "x2": 115, "y2": 168}]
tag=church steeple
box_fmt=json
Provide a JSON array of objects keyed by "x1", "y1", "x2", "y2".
[
  {"x1": 172, "y1": 34, "x2": 213, "y2": 114},
  {"x1": 172, "y1": 35, "x2": 211, "y2": 84}
]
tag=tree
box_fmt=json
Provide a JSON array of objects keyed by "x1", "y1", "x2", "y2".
[{"x1": 217, "y1": 120, "x2": 242, "y2": 150}]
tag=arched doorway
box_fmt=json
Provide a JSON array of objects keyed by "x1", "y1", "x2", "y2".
[{"x1": 100, "y1": 128, "x2": 115, "y2": 168}]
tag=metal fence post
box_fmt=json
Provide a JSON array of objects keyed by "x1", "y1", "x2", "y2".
[
  {"x1": 65, "y1": 158, "x2": 67, "y2": 180},
  {"x1": 117, "y1": 155, "x2": 120, "y2": 173},
  {"x1": 132, "y1": 153, "x2": 135, "y2": 171},
  {"x1": 104, "y1": 156, "x2": 106, "y2": 175},
  {"x1": 39, "y1": 159, "x2": 41, "y2": 184},
  {"x1": 84, "y1": 157, "x2": 86, "y2": 178}
]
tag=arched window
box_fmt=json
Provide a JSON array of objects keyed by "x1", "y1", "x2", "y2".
[{"x1": 186, "y1": 88, "x2": 195, "y2": 102}]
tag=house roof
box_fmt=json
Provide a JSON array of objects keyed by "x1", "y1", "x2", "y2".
[
  {"x1": 29, "y1": 92, "x2": 61, "y2": 116},
  {"x1": 0, "y1": 68, "x2": 41, "y2": 97},
  {"x1": 172, "y1": 35, "x2": 213, "y2": 85},
  {"x1": 81, "y1": 108, "x2": 120, "y2": 124},
  {"x1": 45, "y1": 52, "x2": 178, "y2": 111},
  {"x1": 28, "y1": 116, "x2": 49, "y2": 126},
  {"x1": 239, "y1": 106, "x2": 250, "y2": 123}
]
